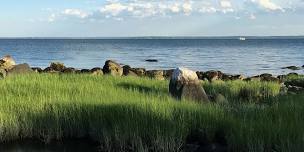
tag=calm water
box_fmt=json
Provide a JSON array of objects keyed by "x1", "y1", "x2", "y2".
[{"x1": 0, "y1": 38, "x2": 303, "y2": 76}]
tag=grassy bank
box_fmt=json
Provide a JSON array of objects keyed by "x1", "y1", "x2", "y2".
[{"x1": 0, "y1": 74, "x2": 303, "y2": 151}]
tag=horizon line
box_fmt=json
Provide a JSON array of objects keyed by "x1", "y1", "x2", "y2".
[{"x1": 0, "y1": 35, "x2": 304, "y2": 39}]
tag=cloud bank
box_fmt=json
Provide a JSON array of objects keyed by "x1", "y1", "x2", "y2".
[{"x1": 47, "y1": 0, "x2": 298, "y2": 22}]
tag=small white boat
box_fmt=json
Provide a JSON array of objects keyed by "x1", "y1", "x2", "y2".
[{"x1": 239, "y1": 37, "x2": 246, "y2": 41}]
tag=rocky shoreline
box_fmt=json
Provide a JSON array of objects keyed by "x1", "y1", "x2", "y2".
[{"x1": 1, "y1": 55, "x2": 304, "y2": 93}]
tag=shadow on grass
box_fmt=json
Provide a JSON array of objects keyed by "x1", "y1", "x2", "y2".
[
  {"x1": 116, "y1": 82, "x2": 168, "y2": 95},
  {"x1": 1, "y1": 102, "x2": 228, "y2": 152}
]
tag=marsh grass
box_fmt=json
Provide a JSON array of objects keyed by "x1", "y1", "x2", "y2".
[
  {"x1": 203, "y1": 80, "x2": 281, "y2": 102},
  {"x1": 0, "y1": 74, "x2": 303, "y2": 151}
]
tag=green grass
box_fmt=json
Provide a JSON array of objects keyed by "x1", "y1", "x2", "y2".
[
  {"x1": 0, "y1": 74, "x2": 303, "y2": 151},
  {"x1": 203, "y1": 80, "x2": 281, "y2": 102}
]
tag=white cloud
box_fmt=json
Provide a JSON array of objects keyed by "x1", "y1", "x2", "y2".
[
  {"x1": 170, "y1": 3, "x2": 180, "y2": 13},
  {"x1": 48, "y1": 14, "x2": 56, "y2": 22},
  {"x1": 182, "y1": 1, "x2": 193, "y2": 15},
  {"x1": 45, "y1": 0, "x2": 294, "y2": 22},
  {"x1": 199, "y1": 6, "x2": 217, "y2": 13},
  {"x1": 62, "y1": 9, "x2": 90, "y2": 18},
  {"x1": 220, "y1": 0, "x2": 232, "y2": 8},
  {"x1": 250, "y1": 13, "x2": 256, "y2": 19},
  {"x1": 253, "y1": 0, "x2": 284, "y2": 11},
  {"x1": 100, "y1": 3, "x2": 128, "y2": 16}
]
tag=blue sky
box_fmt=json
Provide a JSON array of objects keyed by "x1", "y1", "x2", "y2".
[{"x1": 0, "y1": 0, "x2": 304, "y2": 37}]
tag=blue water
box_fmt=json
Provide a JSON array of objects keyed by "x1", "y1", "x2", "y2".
[{"x1": 0, "y1": 38, "x2": 303, "y2": 76}]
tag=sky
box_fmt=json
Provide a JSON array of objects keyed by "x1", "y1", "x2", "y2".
[{"x1": 0, "y1": 0, "x2": 304, "y2": 37}]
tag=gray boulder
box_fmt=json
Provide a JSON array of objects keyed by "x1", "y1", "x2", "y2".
[
  {"x1": 169, "y1": 67, "x2": 210, "y2": 103},
  {"x1": 103, "y1": 60, "x2": 123, "y2": 76},
  {"x1": 7, "y1": 63, "x2": 33, "y2": 76}
]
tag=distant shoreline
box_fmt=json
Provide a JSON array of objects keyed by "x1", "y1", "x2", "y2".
[{"x1": 0, "y1": 36, "x2": 304, "y2": 40}]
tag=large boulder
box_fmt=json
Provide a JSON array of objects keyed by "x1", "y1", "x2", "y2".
[
  {"x1": 7, "y1": 63, "x2": 33, "y2": 76},
  {"x1": 205, "y1": 70, "x2": 222, "y2": 82},
  {"x1": 50, "y1": 62, "x2": 66, "y2": 72},
  {"x1": 103, "y1": 60, "x2": 123, "y2": 76},
  {"x1": 0, "y1": 55, "x2": 16, "y2": 70},
  {"x1": 146, "y1": 70, "x2": 165, "y2": 80},
  {"x1": 123, "y1": 65, "x2": 138, "y2": 77},
  {"x1": 91, "y1": 67, "x2": 103, "y2": 76},
  {"x1": 169, "y1": 67, "x2": 210, "y2": 103},
  {"x1": 123, "y1": 65, "x2": 146, "y2": 77}
]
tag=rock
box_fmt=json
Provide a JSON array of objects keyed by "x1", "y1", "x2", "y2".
[
  {"x1": 7, "y1": 63, "x2": 33, "y2": 76},
  {"x1": 221, "y1": 73, "x2": 232, "y2": 81},
  {"x1": 145, "y1": 59, "x2": 158, "y2": 62},
  {"x1": 132, "y1": 68, "x2": 146, "y2": 76},
  {"x1": 259, "y1": 73, "x2": 280, "y2": 83},
  {"x1": 163, "y1": 69, "x2": 174, "y2": 79},
  {"x1": 43, "y1": 67, "x2": 57, "y2": 73},
  {"x1": 0, "y1": 69, "x2": 6, "y2": 79},
  {"x1": 302, "y1": 65, "x2": 304, "y2": 68},
  {"x1": 123, "y1": 65, "x2": 146, "y2": 77},
  {"x1": 50, "y1": 62, "x2": 66, "y2": 71},
  {"x1": 285, "y1": 79, "x2": 304, "y2": 88},
  {"x1": 0, "y1": 55, "x2": 16, "y2": 70},
  {"x1": 217, "y1": 71, "x2": 224, "y2": 80},
  {"x1": 221, "y1": 74, "x2": 245, "y2": 81},
  {"x1": 103, "y1": 60, "x2": 123, "y2": 76},
  {"x1": 31, "y1": 67, "x2": 43, "y2": 73},
  {"x1": 196, "y1": 71, "x2": 205, "y2": 80},
  {"x1": 283, "y1": 66, "x2": 301, "y2": 70},
  {"x1": 230, "y1": 74, "x2": 246, "y2": 81},
  {"x1": 146, "y1": 70, "x2": 164, "y2": 80},
  {"x1": 287, "y1": 72, "x2": 298, "y2": 77},
  {"x1": 169, "y1": 67, "x2": 209, "y2": 103},
  {"x1": 123, "y1": 65, "x2": 137, "y2": 77},
  {"x1": 244, "y1": 75, "x2": 261, "y2": 81},
  {"x1": 205, "y1": 70, "x2": 219, "y2": 82},
  {"x1": 287, "y1": 85, "x2": 304, "y2": 94},
  {"x1": 62, "y1": 67, "x2": 76, "y2": 74},
  {"x1": 80, "y1": 69, "x2": 91, "y2": 74},
  {"x1": 260, "y1": 73, "x2": 272, "y2": 78},
  {"x1": 91, "y1": 67, "x2": 103, "y2": 76}
]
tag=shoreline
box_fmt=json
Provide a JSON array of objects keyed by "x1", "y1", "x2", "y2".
[{"x1": 27, "y1": 61, "x2": 303, "y2": 83}]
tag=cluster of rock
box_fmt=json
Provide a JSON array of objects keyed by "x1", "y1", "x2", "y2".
[
  {"x1": 1, "y1": 55, "x2": 303, "y2": 96},
  {"x1": 0, "y1": 55, "x2": 33, "y2": 78}
]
